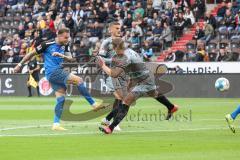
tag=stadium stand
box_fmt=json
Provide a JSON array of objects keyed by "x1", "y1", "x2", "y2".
[{"x1": 0, "y1": 0, "x2": 239, "y2": 63}]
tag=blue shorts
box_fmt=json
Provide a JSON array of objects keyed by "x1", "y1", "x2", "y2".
[{"x1": 48, "y1": 68, "x2": 70, "y2": 92}]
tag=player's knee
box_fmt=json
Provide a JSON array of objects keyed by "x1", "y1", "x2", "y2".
[
  {"x1": 123, "y1": 100, "x2": 132, "y2": 106},
  {"x1": 123, "y1": 95, "x2": 135, "y2": 106},
  {"x1": 68, "y1": 74, "x2": 84, "y2": 85},
  {"x1": 114, "y1": 92, "x2": 123, "y2": 100},
  {"x1": 76, "y1": 77, "x2": 83, "y2": 85},
  {"x1": 55, "y1": 88, "x2": 66, "y2": 95},
  {"x1": 124, "y1": 93, "x2": 137, "y2": 106}
]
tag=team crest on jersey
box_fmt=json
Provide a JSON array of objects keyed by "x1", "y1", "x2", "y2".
[{"x1": 61, "y1": 46, "x2": 65, "y2": 51}]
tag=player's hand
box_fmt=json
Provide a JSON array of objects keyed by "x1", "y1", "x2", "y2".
[
  {"x1": 96, "y1": 56, "x2": 105, "y2": 68},
  {"x1": 13, "y1": 64, "x2": 21, "y2": 73},
  {"x1": 52, "y1": 52, "x2": 64, "y2": 58},
  {"x1": 29, "y1": 70, "x2": 33, "y2": 74}
]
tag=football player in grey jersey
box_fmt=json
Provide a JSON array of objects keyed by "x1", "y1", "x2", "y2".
[
  {"x1": 97, "y1": 37, "x2": 179, "y2": 134},
  {"x1": 98, "y1": 22, "x2": 128, "y2": 131}
]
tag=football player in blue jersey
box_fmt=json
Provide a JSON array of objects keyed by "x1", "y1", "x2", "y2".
[{"x1": 14, "y1": 28, "x2": 103, "y2": 131}]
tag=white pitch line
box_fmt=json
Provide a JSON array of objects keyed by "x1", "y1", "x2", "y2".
[
  {"x1": 0, "y1": 125, "x2": 52, "y2": 131},
  {"x1": 0, "y1": 122, "x2": 99, "y2": 131},
  {"x1": 0, "y1": 118, "x2": 226, "y2": 132},
  {"x1": 0, "y1": 127, "x2": 231, "y2": 137},
  {"x1": 0, "y1": 119, "x2": 225, "y2": 132},
  {"x1": 194, "y1": 119, "x2": 224, "y2": 121}
]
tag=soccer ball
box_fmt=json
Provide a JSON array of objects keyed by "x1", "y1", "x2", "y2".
[{"x1": 215, "y1": 77, "x2": 230, "y2": 92}]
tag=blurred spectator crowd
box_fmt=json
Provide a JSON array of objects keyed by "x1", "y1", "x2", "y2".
[
  {"x1": 163, "y1": 0, "x2": 240, "y2": 62},
  {"x1": 0, "y1": 0, "x2": 239, "y2": 63}
]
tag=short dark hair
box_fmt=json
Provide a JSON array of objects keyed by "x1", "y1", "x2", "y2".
[{"x1": 57, "y1": 28, "x2": 70, "y2": 35}]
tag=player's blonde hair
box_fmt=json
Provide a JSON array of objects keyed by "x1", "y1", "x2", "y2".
[
  {"x1": 112, "y1": 38, "x2": 125, "y2": 50},
  {"x1": 57, "y1": 28, "x2": 70, "y2": 35}
]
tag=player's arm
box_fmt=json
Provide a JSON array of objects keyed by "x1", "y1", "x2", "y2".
[
  {"x1": 52, "y1": 44, "x2": 76, "y2": 62},
  {"x1": 13, "y1": 49, "x2": 37, "y2": 73},
  {"x1": 14, "y1": 41, "x2": 48, "y2": 73},
  {"x1": 102, "y1": 65, "x2": 123, "y2": 78},
  {"x1": 97, "y1": 56, "x2": 123, "y2": 78},
  {"x1": 65, "y1": 52, "x2": 76, "y2": 62},
  {"x1": 52, "y1": 52, "x2": 76, "y2": 62}
]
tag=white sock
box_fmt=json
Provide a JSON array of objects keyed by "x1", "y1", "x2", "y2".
[{"x1": 53, "y1": 123, "x2": 60, "y2": 126}]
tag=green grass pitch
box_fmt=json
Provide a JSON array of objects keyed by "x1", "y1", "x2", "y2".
[{"x1": 0, "y1": 97, "x2": 240, "y2": 160}]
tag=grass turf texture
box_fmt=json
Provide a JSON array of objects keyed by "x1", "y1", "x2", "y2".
[{"x1": 0, "y1": 97, "x2": 240, "y2": 160}]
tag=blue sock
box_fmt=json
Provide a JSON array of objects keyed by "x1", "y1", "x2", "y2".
[
  {"x1": 77, "y1": 83, "x2": 95, "y2": 106},
  {"x1": 231, "y1": 105, "x2": 240, "y2": 120},
  {"x1": 54, "y1": 96, "x2": 65, "y2": 123}
]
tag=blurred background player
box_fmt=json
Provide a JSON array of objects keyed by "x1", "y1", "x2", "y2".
[
  {"x1": 97, "y1": 38, "x2": 179, "y2": 134},
  {"x1": 99, "y1": 22, "x2": 127, "y2": 131},
  {"x1": 26, "y1": 56, "x2": 40, "y2": 97},
  {"x1": 225, "y1": 106, "x2": 240, "y2": 133},
  {"x1": 14, "y1": 28, "x2": 103, "y2": 131}
]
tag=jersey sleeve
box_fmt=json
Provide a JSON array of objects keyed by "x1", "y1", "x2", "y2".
[
  {"x1": 65, "y1": 44, "x2": 70, "y2": 53},
  {"x1": 99, "y1": 38, "x2": 115, "y2": 63},
  {"x1": 64, "y1": 44, "x2": 72, "y2": 57},
  {"x1": 35, "y1": 41, "x2": 48, "y2": 55},
  {"x1": 99, "y1": 39, "x2": 113, "y2": 57}
]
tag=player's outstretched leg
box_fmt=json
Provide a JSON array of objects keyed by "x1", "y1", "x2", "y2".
[
  {"x1": 155, "y1": 95, "x2": 179, "y2": 120},
  {"x1": 77, "y1": 82, "x2": 105, "y2": 111},
  {"x1": 225, "y1": 105, "x2": 240, "y2": 133},
  {"x1": 101, "y1": 99, "x2": 122, "y2": 131},
  {"x1": 77, "y1": 82, "x2": 95, "y2": 105},
  {"x1": 102, "y1": 99, "x2": 121, "y2": 123},
  {"x1": 68, "y1": 74, "x2": 104, "y2": 111},
  {"x1": 99, "y1": 103, "x2": 129, "y2": 134},
  {"x1": 102, "y1": 99, "x2": 121, "y2": 124},
  {"x1": 230, "y1": 105, "x2": 240, "y2": 120},
  {"x1": 52, "y1": 96, "x2": 67, "y2": 131},
  {"x1": 225, "y1": 114, "x2": 235, "y2": 133},
  {"x1": 99, "y1": 92, "x2": 135, "y2": 134}
]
